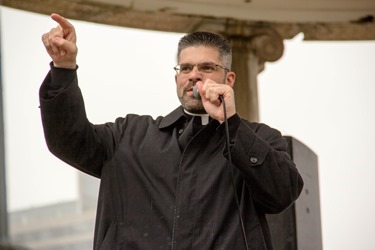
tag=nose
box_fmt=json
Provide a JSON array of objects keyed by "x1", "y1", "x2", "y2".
[{"x1": 188, "y1": 65, "x2": 202, "y2": 82}]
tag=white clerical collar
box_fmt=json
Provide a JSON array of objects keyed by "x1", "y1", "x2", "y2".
[{"x1": 184, "y1": 110, "x2": 210, "y2": 125}]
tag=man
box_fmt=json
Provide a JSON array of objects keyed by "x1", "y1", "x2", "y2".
[{"x1": 40, "y1": 13, "x2": 303, "y2": 250}]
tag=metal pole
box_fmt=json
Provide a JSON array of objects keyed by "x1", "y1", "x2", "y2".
[{"x1": 0, "y1": 10, "x2": 10, "y2": 245}]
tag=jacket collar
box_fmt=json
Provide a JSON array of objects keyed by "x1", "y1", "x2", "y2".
[{"x1": 159, "y1": 106, "x2": 188, "y2": 129}]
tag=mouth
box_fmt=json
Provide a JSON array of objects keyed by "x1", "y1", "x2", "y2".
[{"x1": 185, "y1": 83, "x2": 195, "y2": 96}]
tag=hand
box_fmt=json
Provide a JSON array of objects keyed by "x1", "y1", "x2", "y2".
[
  {"x1": 41, "y1": 13, "x2": 77, "y2": 69},
  {"x1": 196, "y1": 80, "x2": 236, "y2": 122}
]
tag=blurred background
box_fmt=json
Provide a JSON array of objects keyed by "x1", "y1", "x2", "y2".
[{"x1": 1, "y1": 5, "x2": 375, "y2": 250}]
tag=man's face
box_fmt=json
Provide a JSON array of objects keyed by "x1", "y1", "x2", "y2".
[{"x1": 175, "y1": 46, "x2": 232, "y2": 113}]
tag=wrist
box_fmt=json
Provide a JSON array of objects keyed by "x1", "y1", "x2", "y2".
[{"x1": 218, "y1": 112, "x2": 236, "y2": 124}]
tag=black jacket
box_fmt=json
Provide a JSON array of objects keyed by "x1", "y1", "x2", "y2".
[{"x1": 39, "y1": 66, "x2": 303, "y2": 249}]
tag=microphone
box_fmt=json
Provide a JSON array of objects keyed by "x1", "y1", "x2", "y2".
[{"x1": 193, "y1": 85, "x2": 201, "y2": 99}]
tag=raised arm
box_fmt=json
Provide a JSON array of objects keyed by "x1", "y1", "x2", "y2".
[{"x1": 39, "y1": 14, "x2": 109, "y2": 178}]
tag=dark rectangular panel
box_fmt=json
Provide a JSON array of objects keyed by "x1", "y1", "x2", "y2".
[{"x1": 267, "y1": 136, "x2": 322, "y2": 250}]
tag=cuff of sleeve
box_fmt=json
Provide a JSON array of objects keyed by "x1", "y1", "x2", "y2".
[
  {"x1": 219, "y1": 114, "x2": 241, "y2": 157},
  {"x1": 226, "y1": 113, "x2": 241, "y2": 145},
  {"x1": 49, "y1": 61, "x2": 78, "y2": 88},
  {"x1": 40, "y1": 62, "x2": 78, "y2": 100}
]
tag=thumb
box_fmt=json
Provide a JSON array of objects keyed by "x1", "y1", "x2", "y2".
[
  {"x1": 196, "y1": 81, "x2": 204, "y2": 95},
  {"x1": 51, "y1": 37, "x2": 76, "y2": 56}
]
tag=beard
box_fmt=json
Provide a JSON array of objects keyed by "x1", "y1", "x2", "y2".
[
  {"x1": 179, "y1": 94, "x2": 206, "y2": 114},
  {"x1": 178, "y1": 81, "x2": 206, "y2": 113}
]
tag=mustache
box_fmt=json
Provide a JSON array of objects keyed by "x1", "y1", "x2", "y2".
[{"x1": 185, "y1": 80, "x2": 197, "y2": 92}]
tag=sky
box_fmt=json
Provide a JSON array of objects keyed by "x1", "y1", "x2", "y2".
[{"x1": 1, "y1": 6, "x2": 375, "y2": 250}]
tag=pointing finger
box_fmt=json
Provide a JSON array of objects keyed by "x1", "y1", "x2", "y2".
[{"x1": 50, "y1": 13, "x2": 74, "y2": 31}]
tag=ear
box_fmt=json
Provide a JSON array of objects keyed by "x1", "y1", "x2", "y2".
[{"x1": 225, "y1": 71, "x2": 236, "y2": 88}]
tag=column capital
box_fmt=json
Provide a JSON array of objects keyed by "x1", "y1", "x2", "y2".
[{"x1": 224, "y1": 22, "x2": 285, "y2": 63}]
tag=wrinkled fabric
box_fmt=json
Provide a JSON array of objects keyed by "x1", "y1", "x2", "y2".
[{"x1": 39, "y1": 66, "x2": 303, "y2": 250}]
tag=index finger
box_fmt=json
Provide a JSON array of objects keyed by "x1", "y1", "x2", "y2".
[{"x1": 50, "y1": 13, "x2": 73, "y2": 30}]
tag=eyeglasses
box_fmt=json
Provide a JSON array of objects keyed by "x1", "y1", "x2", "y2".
[{"x1": 174, "y1": 62, "x2": 229, "y2": 74}]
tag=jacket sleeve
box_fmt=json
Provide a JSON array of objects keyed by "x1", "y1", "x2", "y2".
[
  {"x1": 39, "y1": 66, "x2": 125, "y2": 178},
  {"x1": 225, "y1": 114, "x2": 304, "y2": 214}
]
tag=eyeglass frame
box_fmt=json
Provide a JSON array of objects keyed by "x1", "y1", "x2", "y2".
[{"x1": 173, "y1": 62, "x2": 230, "y2": 74}]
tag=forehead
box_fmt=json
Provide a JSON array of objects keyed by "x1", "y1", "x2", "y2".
[{"x1": 179, "y1": 46, "x2": 221, "y2": 64}]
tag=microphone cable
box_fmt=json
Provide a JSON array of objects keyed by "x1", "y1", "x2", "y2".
[{"x1": 219, "y1": 95, "x2": 249, "y2": 250}]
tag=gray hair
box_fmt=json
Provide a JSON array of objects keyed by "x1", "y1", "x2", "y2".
[{"x1": 177, "y1": 31, "x2": 232, "y2": 70}]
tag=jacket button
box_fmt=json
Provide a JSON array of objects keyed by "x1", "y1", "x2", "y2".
[
  {"x1": 250, "y1": 157, "x2": 258, "y2": 164},
  {"x1": 178, "y1": 128, "x2": 184, "y2": 135}
]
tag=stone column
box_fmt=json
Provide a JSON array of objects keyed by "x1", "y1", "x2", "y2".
[{"x1": 224, "y1": 24, "x2": 284, "y2": 122}]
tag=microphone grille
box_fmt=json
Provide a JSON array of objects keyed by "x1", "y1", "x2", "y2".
[{"x1": 193, "y1": 85, "x2": 201, "y2": 99}]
